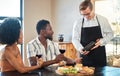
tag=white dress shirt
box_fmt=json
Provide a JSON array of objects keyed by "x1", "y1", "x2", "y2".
[{"x1": 72, "y1": 14, "x2": 114, "y2": 52}]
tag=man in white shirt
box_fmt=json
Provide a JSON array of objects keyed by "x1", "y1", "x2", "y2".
[
  {"x1": 27, "y1": 19, "x2": 75, "y2": 67},
  {"x1": 72, "y1": 0, "x2": 113, "y2": 67}
]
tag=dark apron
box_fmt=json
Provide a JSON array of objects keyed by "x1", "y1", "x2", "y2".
[{"x1": 81, "y1": 17, "x2": 106, "y2": 67}]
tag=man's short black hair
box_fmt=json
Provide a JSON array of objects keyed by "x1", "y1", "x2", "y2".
[
  {"x1": 36, "y1": 19, "x2": 50, "y2": 35},
  {"x1": 0, "y1": 18, "x2": 21, "y2": 45}
]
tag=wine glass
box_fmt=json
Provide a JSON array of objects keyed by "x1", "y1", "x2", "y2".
[
  {"x1": 59, "y1": 45, "x2": 66, "y2": 54},
  {"x1": 59, "y1": 49, "x2": 65, "y2": 54},
  {"x1": 59, "y1": 45, "x2": 66, "y2": 66}
]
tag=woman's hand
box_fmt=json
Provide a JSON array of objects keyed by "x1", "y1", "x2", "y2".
[{"x1": 75, "y1": 57, "x2": 82, "y2": 63}]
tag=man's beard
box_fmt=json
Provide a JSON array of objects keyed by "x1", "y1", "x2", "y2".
[{"x1": 45, "y1": 36, "x2": 53, "y2": 41}]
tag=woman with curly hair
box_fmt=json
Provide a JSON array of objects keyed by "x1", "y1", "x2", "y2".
[{"x1": 0, "y1": 18, "x2": 43, "y2": 73}]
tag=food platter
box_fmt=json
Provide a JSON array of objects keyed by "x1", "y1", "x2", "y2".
[
  {"x1": 55, "y1": 64, "x2": 94, "y2": 76},
  {"x1": 55, "y1": 70, "x2": 63, "y2": 75},
  {"x1": 55, "y1": 66, "x2": 77, "y2": 75},
  {"x1": 55, "y1": 70, "x2": 77, "y2": 76}
]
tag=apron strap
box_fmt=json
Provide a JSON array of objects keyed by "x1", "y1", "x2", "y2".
[{"x1": 82, "y1": 16, "x2": 100, "y2": 27}]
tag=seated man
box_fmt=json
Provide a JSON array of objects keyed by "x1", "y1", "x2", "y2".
[{"x1": 26, "y1": 19, "x2": 76, "y2": 67}]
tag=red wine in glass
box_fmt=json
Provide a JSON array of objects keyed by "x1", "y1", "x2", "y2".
[
  {"x1": 59, "y1": 49, "x2": 65, "y2": 54},
  {"x1": 36, "y1": 54, "x2": 42, "y2": 58}
]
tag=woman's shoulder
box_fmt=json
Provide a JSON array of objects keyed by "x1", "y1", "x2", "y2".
[{"x1": 4, "y1": 46, "x2": 19, "y2": 57}]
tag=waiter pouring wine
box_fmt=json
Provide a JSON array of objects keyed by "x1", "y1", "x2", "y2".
[{"x1": 72, "y1": 0, "x2": 113, "y2": 67}]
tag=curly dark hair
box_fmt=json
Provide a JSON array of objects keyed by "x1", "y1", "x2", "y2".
[
  {"x1": 0, "y1": 18, "x2": 21, "y2": 45},
  {"x1": 36, "y1": 19, "x2": 50, "y2": 35}
]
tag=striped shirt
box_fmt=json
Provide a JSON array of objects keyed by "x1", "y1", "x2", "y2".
[{"x1": 26, "y1": 37, "x2": 60, "y2": 62}]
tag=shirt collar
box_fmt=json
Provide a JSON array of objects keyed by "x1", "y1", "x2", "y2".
[
  {"x1": 36, "y1": 37, "x2": 51, "y2": 46},
  {"x1": 36, "y1": 36, "x2": 41, "y2": 44},
  {"x1": 84, "y1": 14, "x2": 97, "y2": 21}
]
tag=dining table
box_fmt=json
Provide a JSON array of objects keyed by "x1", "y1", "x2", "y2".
[{"x1": 0, "y1": 66, "x2": 120, "y2": 76}]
